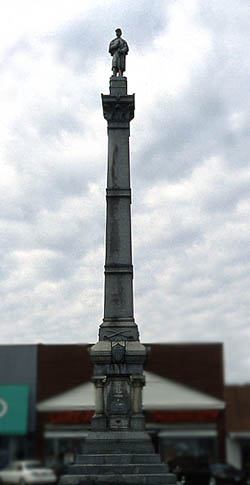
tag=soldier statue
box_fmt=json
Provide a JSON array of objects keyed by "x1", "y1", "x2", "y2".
[{"x1": 109, "y1": 28, "x2": 129, "y2": 77}]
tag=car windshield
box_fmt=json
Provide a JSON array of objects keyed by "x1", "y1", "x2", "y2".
[
  {"x1": 25, "y1": 463, "x2": 42, "y2": 470},
  {"x1": 211, "y1": 464, "x2": 234, "y2": 472}
]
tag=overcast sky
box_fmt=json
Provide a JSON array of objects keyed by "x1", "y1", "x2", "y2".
[{"x1": 1, "y1": 0, "x2": 250, "y2": 383}]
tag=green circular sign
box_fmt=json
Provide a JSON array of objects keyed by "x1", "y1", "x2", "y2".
[{"x1": 0, "y1": 398, "x2": 8, "y2": 418}]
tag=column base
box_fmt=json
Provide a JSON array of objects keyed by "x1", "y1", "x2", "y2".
[
  {"x1": 99, "y1": 322, "x2": 139, "y2": 341},
  {"x1": 91, "y1": 414, "x2": 107, "y2": 431},
  {"x1": 130, "y1": 413, "x2": 145, "y2": 431}
]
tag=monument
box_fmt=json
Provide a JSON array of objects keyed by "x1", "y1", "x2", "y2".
[{"x1": 60, "y1": 30, "x2": 176, "y2": 484}]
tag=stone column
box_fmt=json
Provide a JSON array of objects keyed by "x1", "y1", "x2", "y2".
[
  {"x1": 130, "y1": 375, "x2": 146, "y2": 430},
  {"x1": 91, "y1": 376, "x2": 106, "y2": 430},
  {"x1": 89, "y1": 76, "x2": 148, "y2": 434},
  {"x1": 99, "y1": 77, "x2": 139, "y2": 342}
]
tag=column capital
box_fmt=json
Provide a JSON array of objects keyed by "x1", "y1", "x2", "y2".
[
  {"x1": 92, "y1": 376, "x2": 107, "y2": 386},
  {"x1": 102, "y1": 94, "x2": 135, "y2": 128},
  {"x1": 130, "y1": 375, "x2": 146, "y2": 387}
]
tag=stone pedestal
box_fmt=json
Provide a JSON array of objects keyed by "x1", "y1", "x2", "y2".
[{"x1": 59, "y1": 76, "x2": 176, "y2": 485}]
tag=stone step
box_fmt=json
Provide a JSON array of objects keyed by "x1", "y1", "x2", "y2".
[
  {"x1": 60, "y1": 472, "x2": 176, "y2": 484},
  {"x1": 83, "y1": 431, "x2": 155, "y2": 454},
  {"x1": 75, "y1": 453, "x2": 162, "y2": 465},
  {"x1": 70, "y1": 463, "x2": 169, "y2": 475},
  {"x1": 84, "y1": 438, "x2": 154, "y2": 454}
]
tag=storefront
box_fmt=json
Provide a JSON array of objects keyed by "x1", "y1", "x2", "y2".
[
  {"x1": 36, "y1": 380, "x2": 94, "y2": 467},
  {"x1": 37, "y1": 371, "x2": 225, "y2": 467},
  {"x1": 144, "y1": 372, "x2": 225, "y2": 465},
  {"x1": 42, "y1": 412, "x2": 93, "y2": 467},
  {"x1": 147, "y1": 411, "x2": 221, "y2": 465},
  {"x1": 0, "y1": 343, "x2": 226, "y2": 466},
  {"x1": 225, "y1": 385, "x2": 250, "y2": 470},
  {"x1": 0, "y1": 345, "x2": 37, "y2": 466},
  {"x1": 0, "y1": 385, "x2": 30, "y2": 466}
]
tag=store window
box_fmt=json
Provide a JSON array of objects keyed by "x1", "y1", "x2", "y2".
[
  {"x1": 160, "y1": 437, "x2": 217, "y2": 465},
  {"x1": 241, "y1": 440, "x2": 250, "y2": 471},
  {"x1": 44, "y1": 437, "x2": 85, "y2": 468},
  {"x1": 0, "y1": 434, "x2": 35, "y2": 467}
]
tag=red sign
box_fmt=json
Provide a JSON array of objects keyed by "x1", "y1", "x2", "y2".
[
  {"x1": 49, "y1": 411, "x2": 94, "y2": 424},
  {"x1": 147, "y1": 410, "x2": 219, "y2": 423}
]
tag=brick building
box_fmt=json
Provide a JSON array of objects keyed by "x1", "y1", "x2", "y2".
[{"x1": 0, "y1": 343, "x2": 227, "y2": 468}]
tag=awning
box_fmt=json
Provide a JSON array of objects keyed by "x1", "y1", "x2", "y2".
[
  {"x1": 0, "y1": 385, "x2": 29, "y2": 435},
  {"x1": 37, "y1": 381, "x2": 95, "y2": 412},
  {"x1": 37, "y1": 372, "x2": 225, "y2": 412},
  {"x1": 229, "y1": 432, "x2": 250, "y2": 439},
  {"x1": 143, "y1": 372, "x2": 225, "y2": 411},
  {"x1": 158, "y1": 429, "x2": 217, "y2": 438},
  {"x1": 44, "y1": 430, "x2": 89, "y2": 439}
]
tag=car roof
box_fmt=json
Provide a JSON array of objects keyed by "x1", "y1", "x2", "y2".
[{"x1": 14, "y1": 460, "x2": 41, "y2": 465}]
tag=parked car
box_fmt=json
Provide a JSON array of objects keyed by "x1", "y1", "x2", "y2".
[
  {"x1": 245, "y1": 472, "x2": 250, "y2": 485},
  {"x1": 183, "y1": 462, "x2": 246, "y2": 485},
  {"x1": 0, "y1": 460, "x2": 57, "y2": 484},
  {"x1": 208, "y1": 463, "x2": 246, "y2": 485}
]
